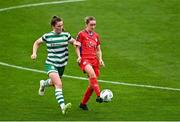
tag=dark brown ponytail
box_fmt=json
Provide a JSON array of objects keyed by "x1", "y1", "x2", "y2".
[{"x1": 51, "y1": 16, "x2": 62, "y2": 26}]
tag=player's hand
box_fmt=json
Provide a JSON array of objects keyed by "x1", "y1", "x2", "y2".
[
  {"x1": 77, "y1": 56, "x2": 81, "y2": 64},
  {"x1": 73, "y1": 41, "x2": 81, "y2": 47},
  {"x1": 99, "y1": 59, "x2": 105, "y2": 67},
  {"x1": 31, "y1": 53, "x2": 37, "y2": 60}
]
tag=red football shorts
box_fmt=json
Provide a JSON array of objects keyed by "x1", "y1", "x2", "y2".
[{"x1": 80, "y1": 58, "x2": 100, "y2": 77}]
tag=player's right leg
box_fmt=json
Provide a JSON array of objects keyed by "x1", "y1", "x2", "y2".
[
  {"x1": 49, "y1": 72, "x2": 71, "y2": 115},
  {"x1": 38, "y1": 64, "x2": 55, "y2": 96},
  {"x1": 38, "y1": 79, "x2": 53, "y2": 96},
  {"x1": 79, "y1": 85, "x2": 93, "y2": 110}
]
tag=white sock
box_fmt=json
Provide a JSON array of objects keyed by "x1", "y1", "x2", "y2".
[{"x1": 44, "y1": 79, "x2": 51, "y2": 87}]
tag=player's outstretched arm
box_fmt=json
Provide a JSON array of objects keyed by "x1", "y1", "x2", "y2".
[
  {"x1": 75, "y1": 45, "x2": 81, "y2": 64},
  {"x1": 31, "y1": 38, "x2": 43, "y2": 60}
]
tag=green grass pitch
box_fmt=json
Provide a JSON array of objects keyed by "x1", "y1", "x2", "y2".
[{"x1": 0, "y1": 0, "x2": 180, "y2": 120}]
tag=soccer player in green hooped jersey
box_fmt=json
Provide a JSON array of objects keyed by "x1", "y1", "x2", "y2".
[{"x1": 31, "y1": 16, "x2": 80, "y2": 115}]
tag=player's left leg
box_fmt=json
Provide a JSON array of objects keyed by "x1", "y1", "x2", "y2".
[
  {"x1": 56, "y1": 66, "x2": 72, "y2": 114},
  {"x1": 49, "y1": 72, "x2": 72, "y2": 115},
  {"x1": 84, "y1": 64, "x2": 103, "y2": 103},
  {"x1": 91, "y1": 59, "x2": 103, "y2": 103}
]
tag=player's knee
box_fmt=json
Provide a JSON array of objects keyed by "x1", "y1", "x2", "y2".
[
  {"x1": 88, "y1": 72, "x2": 97, "y2": 78},
  {"x1": 88, "y1": 85, "x2": 94, "y2": 90},
  {"x1": 54, "y1": 80, "x2": 62, "y2": 89}
]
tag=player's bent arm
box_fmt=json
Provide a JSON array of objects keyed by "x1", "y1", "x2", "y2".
[
  {"x1": 69, "y1": 38, "x2": 81, "y2": 47},
  {"x1": 31, "y1": 38, "x2": 43, "y2": 60},
  {"x1": 97, "y1": 45, "x2": 105, "y2": 67}
]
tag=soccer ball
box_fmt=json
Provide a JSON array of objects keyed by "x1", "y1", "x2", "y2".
[{"x1": 100, "y1": 89, "x2": 113, "y2": 102}]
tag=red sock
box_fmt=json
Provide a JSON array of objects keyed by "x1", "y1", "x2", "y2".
[
  {"x1": 89, "y1": 77, "x2": 100, "y2": 97},
  {"x1": 81, "y1": 86, "x2": 93, "y2": 105}
]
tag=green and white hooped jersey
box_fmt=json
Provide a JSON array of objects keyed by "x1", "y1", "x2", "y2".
[{"x1": 42, "y1": 31, "x2": 72, "y2": 67}]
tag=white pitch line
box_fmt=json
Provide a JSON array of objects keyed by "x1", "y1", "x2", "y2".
[
  {"x1": 0, "y1": 61, "x2": 180, "y2": 92},
  {"x1": 0, "y1": 0, "x2": 86, "y2": 12}
]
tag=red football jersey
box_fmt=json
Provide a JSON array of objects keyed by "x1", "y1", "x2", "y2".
[{"x1": 77, "y1": 30, "x2": 100, "y2": 59}]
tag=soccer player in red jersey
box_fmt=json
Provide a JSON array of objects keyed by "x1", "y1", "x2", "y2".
[{"x1": 76, "y1": 16, "x2": 105, "y2": 110}]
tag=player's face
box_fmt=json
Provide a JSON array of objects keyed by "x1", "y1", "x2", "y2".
[
  {"x1": 86, "y1": 20, "x2": 96, "y2": 32},
  {"x1": 53, "y1": 21, "x2": 64, "y2": 34}
]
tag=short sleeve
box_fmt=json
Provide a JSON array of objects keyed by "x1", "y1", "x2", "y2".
[
  {"x1": 67, "y1": 32, "x2": 72, "y2": 42},
  {"x1": 76, "y1": 32, "x2": 83, "y2": 43},
  {"x1": 42, "y1": 34, "x2": 47, "y2": 42}
]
